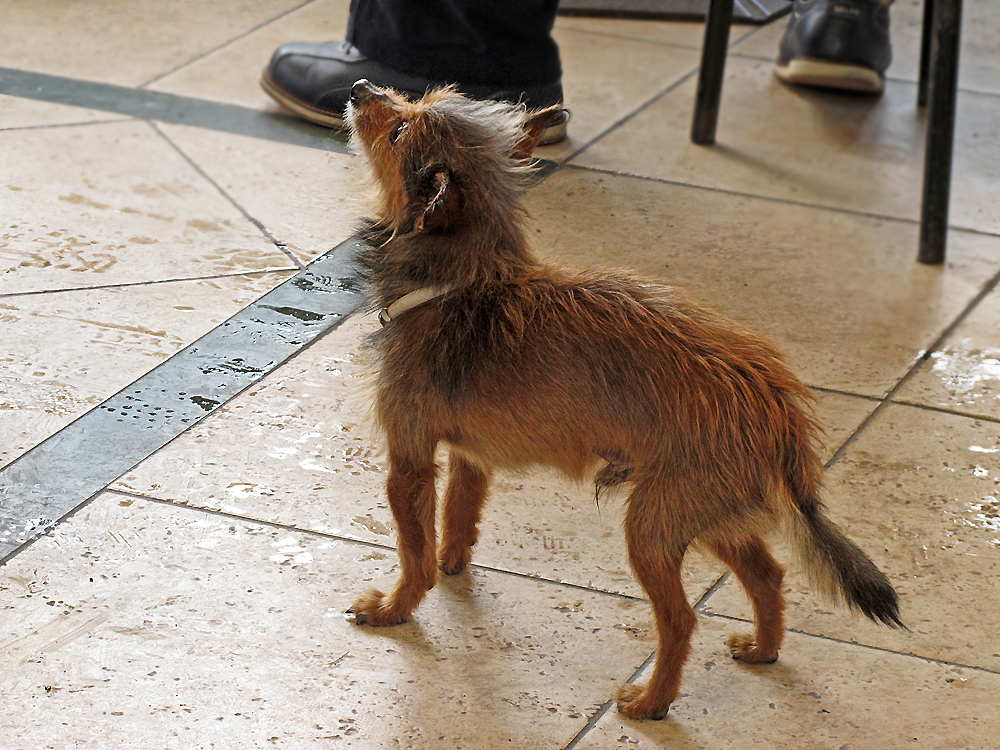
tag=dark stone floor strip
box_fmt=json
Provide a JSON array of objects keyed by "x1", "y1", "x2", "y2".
[
  {"x1": 0, "y1": 238, "x2": 366, "y2": 563},
  {"x1": 0, "y1": 66, "x2": 349, "y2": 153}
]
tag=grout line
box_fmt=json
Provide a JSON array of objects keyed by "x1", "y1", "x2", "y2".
[
  {"x1": 890, "y1": 399, "x2": 1000, "y2": 425},
  {"x1": 0, "y1": 117, "x2": 132, "y2": 133},
  {"x1": 807, "y1": 385, "x2": 882, "y2": 403},
  {"x1": 111, "y1": 490, "x2": 649, "y2": 603},
  {"x1": 562, "y1": 651, "x2": 659, "y2": 750},
  {"x1": 150, "y1": 121, "x2": 306, "y2": 270},
  {"x1": 694, "y1": 571, "x2": 732, "y2": 612},
  {"x1": 137, "y1": 0, "x2": 322, "y2": 89},
  {"x1": 563, "y1": 162, "x2": 1000, "y2": 240},
  {"x1": 704, "y1": 611, "x2": 1000, "y2": 675},
  {"x1": 824, "y1": 263, "x2": 1000, "y2": 468},
  {"x1": 554, "y1": 19, "x2": 760, "y2": 53},
  {"x1": 0, "y1": 268, "x2": 299, "y2": 299},
  {"x1": 554, "y1": 23, "x2": 706, "y2": 51}
]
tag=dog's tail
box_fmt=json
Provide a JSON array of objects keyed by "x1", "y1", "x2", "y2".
[{"x1": 784, "y1": 456, "x2": 904, "y2": 629}]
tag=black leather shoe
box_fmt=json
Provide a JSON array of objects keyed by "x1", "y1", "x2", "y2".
[
  {"x1": 261, "y1": 41, "x2": 568, "y2": 144},
  {"x1": 775, "y1": 0, "x2": 892, "y2": 93}
]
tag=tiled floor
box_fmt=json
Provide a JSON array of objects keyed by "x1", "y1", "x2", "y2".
[{"x1": 2, "y1": 1, "x2": 999, "y2": 748}]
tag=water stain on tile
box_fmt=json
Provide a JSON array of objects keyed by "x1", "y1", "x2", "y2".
[
  {"x1": 58, "y1": 193, "x2": 110, "y2": 210},
  {"x1": 351, "y1": 514, "x2": 393, "y2": 537},
  {"x1": 186, "y1": 219, "x2": 225, "y2": 233}
]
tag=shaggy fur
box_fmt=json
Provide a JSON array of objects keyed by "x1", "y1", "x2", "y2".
[{"x1": 343, "y1": 80, "x2": 903, "y2": 721}]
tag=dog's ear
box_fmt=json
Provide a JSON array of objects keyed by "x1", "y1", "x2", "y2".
[
  {"x1": 414, "y1": 169, "x2": 460, "y2": 233},
  {"x1": 511, "y1": 106, "x2": 567, "y2": 162}
]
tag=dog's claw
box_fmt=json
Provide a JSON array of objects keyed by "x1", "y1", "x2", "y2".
[{"x1": 345, "y1": 607, "x2": 368, "y2": 626}]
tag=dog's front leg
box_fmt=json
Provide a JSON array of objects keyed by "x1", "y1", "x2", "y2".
[
  {"x1": 349, "y1": 457, "x2": 438, "y2": 626},
  {"x1": 439, "y1": 452, "x2": 491, "y2": 575}
]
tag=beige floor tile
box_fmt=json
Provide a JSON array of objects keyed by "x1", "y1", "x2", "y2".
[
  {"x1": 896, "y1": 287, "x2": 1000, "y2": 420},
  {"x1": 706, "y1": 403, "x2": 1000, "y2": 671},
  {"x1": 0, "y1": 273, "x2": 291, "y2": 469},
  {"x1": 0, "y1": 0, "x2": 306, "y2": 87},
  {"x1": 810, "y1": 391, "x2": 877, "y2": 462},
  {"x1": 571, "y1": 55, "x2": 1000, "y2": 234},
  {"x1": 1, "y1": 120, "x2": 294, "y2": 295},
  {"x1": 553, "y1": 15, "x2": 719, "y2": 49},
  {"x1": 573, "y1": 616, "x2": 1000, "y2": 750},
  {"x1": 157, "y1": 123, "x2": 361, "y2": 264},
  {"x1": 148, "y1": 0, "x2": 352, "y2": 110},
  {"x1": 734, "y1": 0, "x2": 1000, "y2": 95},
  {"x1": 524, "y1": 168, "x2": 1000, "y2": 396},
  {"x1": 0, "y1": 492, "x2": 655, "y2": 749},
  {"x1": 541, "y1": 27, "x2": 702, "y2": 160},
  {"x1": 0, "y1": 96, "x2": 128, "y2": 131}
]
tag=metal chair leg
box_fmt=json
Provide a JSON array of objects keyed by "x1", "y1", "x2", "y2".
[
  {"x1": 918, "y1": 0, "x2": 935, "y2": 107},
  {"x1": 918, "y1": 0, "x2": 963, "y2": 265},
  {"x1": 692, "y1": 0, "x2": 735, "y2": 145}
]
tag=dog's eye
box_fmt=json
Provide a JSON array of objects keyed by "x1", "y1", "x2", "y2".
[{"x1": 389, "y1": 121, "x2": 407, "y2": 144}]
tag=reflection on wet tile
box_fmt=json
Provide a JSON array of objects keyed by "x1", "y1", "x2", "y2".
[
  {"x1": 898, "y1": 288, "x2": 1000, "y2": 420},
  {"x1": 0, "y1": 0, "x2": 307, "y2": 87},
  {"x1": 572, "y1": 56, "x2": 1000, "y2": 235},
  {"x1": 574, "y1": 617, "x2": 1000, "y2": 749},
  {"x1": 525, "y1": 168, "x2": 1000, "y2": 396},
  {"x1": 541, "y1": 27, "x2": 701, "y2": 160},
  {"x1": 706, "y1": 404, "x2": 1000, "y2": 671},
  {"x1": 1, "y1": 120, "x2": 294, "y2": 294},
  {"x1": 0, "y1": 493, "x2": 654, "y2": 748},
  {"x1": 157, "y1": 123, "x2": 361, "y2": 263},
  {"x1": 0, "y1": 95, "x2": 128, "y2": 131},
  {"x1": 0, "y1": 273, "x2": 291, "y2": 468},
  {"x1": 148, "y1": 0, "x2": 352, "y2": 109}
]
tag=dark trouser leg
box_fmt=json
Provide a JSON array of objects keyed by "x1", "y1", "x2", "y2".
[{"x1": 347, "y1": 0, "x2": 561, "y2": 87}]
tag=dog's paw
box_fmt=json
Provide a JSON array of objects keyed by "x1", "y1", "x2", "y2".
[
  {"x1": 726, "y1": 632, "x2": 778, "y2": 664},
  {"x1": 439, "y1": 545, "x2": 472, "y2": 576},
  {"x1": 616, "y1": 683, "x2": 672, "y2": 721},
  {"x1": 346, "y1": 588, "x2": 410, "y2": 627}
]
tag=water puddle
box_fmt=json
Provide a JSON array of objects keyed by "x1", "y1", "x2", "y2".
[{"x1": 929, "y1": 341, "x2": 1000, "y2": 405}]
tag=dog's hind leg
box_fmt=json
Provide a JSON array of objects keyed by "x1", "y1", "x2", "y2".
[
  {"x1": 349, "y1": 454, "x2": 439, "y2": 626},
  {"x1": 616, "y1": 485, "x2": 697, "y2": 721},
  {"x1": 707, "y1": 536, "x2": 785, "y2": 664},
  {"x1": 439, "y1": 452, "x2": 491, "y2": 575}
]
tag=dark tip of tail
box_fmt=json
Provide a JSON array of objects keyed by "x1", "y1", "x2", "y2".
[
  {"x1": 845, "y1": 571, "x2": 906, "y2": 629},
  {"x1": 798, "y1": 502, "x2": 906, "y2": 630}
]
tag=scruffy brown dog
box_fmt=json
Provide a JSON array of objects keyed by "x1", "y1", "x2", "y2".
[{"x1": 344, "y1": 79, "x2": 903, "y2": 720}]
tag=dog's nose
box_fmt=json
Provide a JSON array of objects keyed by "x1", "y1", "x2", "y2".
[{"x1": 350, "y1": 79, "x2": 374, "y2": 106}]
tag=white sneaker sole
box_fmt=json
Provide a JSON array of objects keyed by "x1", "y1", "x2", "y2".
[{"x1": 774, "y1": 58, "x2": 884, "y2": 93}]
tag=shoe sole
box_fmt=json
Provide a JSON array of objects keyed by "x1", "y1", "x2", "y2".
[
  {"x1": 774, "y1": 58, "x2": 884, "y2": 93},
  {"x1": 260, "y1": 72, "x2": 568, "y2": 146}
]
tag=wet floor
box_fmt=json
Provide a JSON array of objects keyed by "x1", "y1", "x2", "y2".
[{"x1": 2, "y1": 0, "x2": 1000, "y2": 748}]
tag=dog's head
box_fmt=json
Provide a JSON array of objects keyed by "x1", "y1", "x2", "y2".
[{"x1": 346, "y1": 79, "x2": 565, "y2": 235}]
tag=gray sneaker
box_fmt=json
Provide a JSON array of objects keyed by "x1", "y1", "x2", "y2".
[{"x1": 775, "y1": 0, "x2": 892, "y2": 93}]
